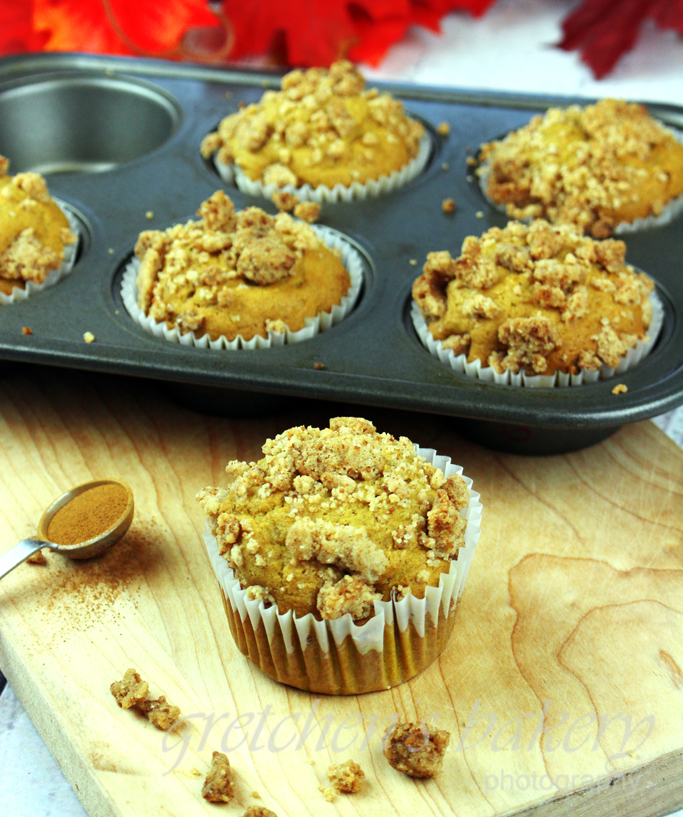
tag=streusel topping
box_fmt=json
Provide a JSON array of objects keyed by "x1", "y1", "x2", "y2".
[
  {"x1": 479, "y1": 99, "x2": 683, "y2": 237},
  {"x1": 197, "y1": 417, "x2": 469, "y2": 621},
  {"x1": 0, "y1": 156, "x2": 76, "y2": 294},
  {"x1": 135, "y1": 190, "x2": 349, "y2": 341},
  {"x1": 201, "y1": 61, "x2": 424, "y2": 189},
  {"x1": 413, "y1": 219, "x2": 654, "y2": 376}
]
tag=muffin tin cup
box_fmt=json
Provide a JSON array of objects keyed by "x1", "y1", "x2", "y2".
[
  {"x1": 477, "y1": 127, "x2": 683, "y2": 235},
  {"x1": 213, "y1": 133, "x2": 432, "y2": 204},
  {"x1": 202, "y1": 446, "x2": 482, "y2": 695},
  {"x1": 120, "y1": 224, "x2": 364, "y2": 349},
  {"x1": 0, "y1": 204, "x2": 80, "y2": 305},
  {"x1": 411, "y1": 290, "x2": 664, "y2": 388}
]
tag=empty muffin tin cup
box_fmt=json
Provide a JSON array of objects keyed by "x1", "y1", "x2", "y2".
[{"x1": 0, "y1": 74, "x2": 180, "y2": 174}]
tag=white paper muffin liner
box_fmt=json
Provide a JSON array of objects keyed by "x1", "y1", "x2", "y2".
[
  {"x1": 0, "y1": 202, "x2": 80, "y2": 305},
  {"x1": 477, "y1": 126, "x2": 683, "y2": 234},
  {"x1": 411, "y1": 290, "x2": 664, "y2": 387},
  {"x1": 213, "y1": 133, "x2": 432, "y2": 203},
  {"x1": 203, "y1": 446, "x2": 482, "y2": 662},
  {"x1": 121, "y1": 224, "x2": 364, "y2": 349}
]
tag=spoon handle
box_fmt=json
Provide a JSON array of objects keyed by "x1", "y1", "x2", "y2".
[{"x1": 0, "y1": 538, "x2": 50, "y2": 580}]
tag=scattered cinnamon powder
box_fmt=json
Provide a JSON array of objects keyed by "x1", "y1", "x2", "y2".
[{"x1": 47, "y1": 483, "x2": 128, "y2": 545}]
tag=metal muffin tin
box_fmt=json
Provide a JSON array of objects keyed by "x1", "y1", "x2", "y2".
[{"x1": 0, "y1": 52, "x2": 681, "y2": 454}]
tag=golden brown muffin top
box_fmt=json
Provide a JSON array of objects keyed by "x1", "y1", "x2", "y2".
[
  {"x1": 135, "y1": 190, "x2": 349, "y2": 341},
  {"x1": 200, "y1": 60, "x2": 425, "y2": 189},
  {"x1": 0, "y1": 155, "x2": 76, "y2": 291},
  {"x1": 197, "y1": 417, "x2": 469, "y2": 621},
  {"x1": 413, "y1": 219, "x2": 655, "y2": 376},
  {"x1": 479, "y1": 99, "x2": 683, "y2": 237}
]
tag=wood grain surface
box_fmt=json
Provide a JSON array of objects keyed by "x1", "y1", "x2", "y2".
[{"x1": 0, "y1": 365, "x2": 682, "y2": 817}]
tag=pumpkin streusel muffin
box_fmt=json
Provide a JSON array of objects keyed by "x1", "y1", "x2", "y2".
[
  {"x1": 197, "y1": 417, "x2": 482, "y2": 694},
  {"x1": 478, "y1": 99, "x2": 683, "y2": 238},
  {"x1": 201, "y1": 60, "x2": 427, "y2": 199},
  {"x1": 128, "y1": 190, "x2": 355, "y2": 345},
  {"x1": 412, "y1": 219, "x2": 660, "y2": 385},
  {"x1": 0, "y1": 156, "x2": 77, "y2": 298}
]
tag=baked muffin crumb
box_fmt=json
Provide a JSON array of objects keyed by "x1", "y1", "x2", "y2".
[
  {"x1": 202, "y1": 752, "x2": 234, "y2": 803},
  {"x1": 480, "y1": 99, "x2": 683, "y2": 236},
  {"x1": 242, "y1": 808, "x2": 277, "y2": 817},
  {"x1": 413, "y1": 219, "x2": 654, "y2": 377},
  {"x1": 203, "y1": 61, "x2": 424, "y2": 190},
  {"x1": 198, "y1": 417, "x2": 470, "y2": 621},
  {"x1": 383, "y1": 722, "x2": 450, "y2": 778},
  {"x1": 612, "y1": 383, "x2": 628, "y2": 394}
]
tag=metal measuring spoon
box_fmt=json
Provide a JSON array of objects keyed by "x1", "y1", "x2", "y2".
[{"x1": 0, "y1": 479, "x2": 134, "y2": 580}]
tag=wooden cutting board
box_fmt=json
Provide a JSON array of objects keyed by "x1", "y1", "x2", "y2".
[{"x1": 0, "y1": 366, "x2": 682, "y2": 817}]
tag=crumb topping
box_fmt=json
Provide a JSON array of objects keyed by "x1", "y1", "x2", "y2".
[
  {"x1": 198, "y1": 417, "x2": 470, "y2": 620},
  {"x1": 383, "y1": 722, "x2": 450, "y2": 778},
  {"x1": 242, "y1": 808, "x2": 278, "y2": 817},
  {"x1": 110, "y1": 668, "x2": 181, "y2": 731},
  {"x1": 479, "y1": 99, "x2": 683, "y2": 236},
  {"x1": 201, "y1": 61, "x2": 424, "y2": 189},
  {"x1": 135, "y1": 191, "x2": 349, "y2": 342},
  {"x1": 0, "y1": 157, "x2": 76, "y2": 292},
  {"x1": 202, "y1": 751, "x2": 234, "y2": 803},
  {"x1": 327, "y1": 759, "x2": 365, "y2": 793},
  {"x1": 413, "y1": 219, "x2": 654, "y2": 376}
]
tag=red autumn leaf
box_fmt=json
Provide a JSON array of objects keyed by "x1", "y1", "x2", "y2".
[
  {"x1": 226, "y1": 0, "x2": 356, "y2": 66},
  {"x1": 557, "y1": 0, "x2": 683, "y2": 79},
  {"x1": 0, "y1": 2, "x2": 47, "y2": 55},
  {"x1": 34, "y1": 0, "x2": 217, "y2": 58}
]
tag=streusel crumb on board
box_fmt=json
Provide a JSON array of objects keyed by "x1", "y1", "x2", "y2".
[
  {"x1": 0, "y1": 156, "x2": 76, "y2": 295},
  {"x1": 479, "y1": 99, "x2": 683, "y2": 237},
  {"x1": 110, "y1": 668, "x2": 181, "y2": 731},
  {"x1": 201, "y1": 60, "x2": 424, "y2": 189},
  {"x1": 383, "y1": 721, "x2": 451, "y2": 778},
  {"x1": 327, "y1": 759, "x2": 365, "y2": 793},
  {"x1": 202, "y1": 751, "x2": 234, "y2": 803},
  {"x1": 197, "y1": 417, "x2": 469, "y2": 620},
  {"x1": 412, "y1": 219, "x2": 654, "y2": 376},
  {"x1": 135, "y1": 190, "x2": 349, "y2": 342},
  {"x1": 242, "y1": 808, "x2": 278, "y2": 817}
]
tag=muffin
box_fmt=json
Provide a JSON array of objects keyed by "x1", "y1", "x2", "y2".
[
  {"x1": 201, "y1": 60, "x2": 428, "y2": 201},
  {"x1": 197, "y1": 417, "x2": 482, "y2": 694},
  {"x1": 412, "y1": 219, "x2": 661, "y2": 385},
  {"x1": 0, "y1": 156, "x2": 77, "y2": 298},
  {"x1": 125, "y1": 190, "x2": 361, "y2": 347},
  {"x1": 478, "y1": 99, "x2": 683, "y2": 238}
]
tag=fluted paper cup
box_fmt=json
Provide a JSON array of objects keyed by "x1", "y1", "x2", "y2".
[
  {"x1": 411, "y1": 290, "x2": 663, "y2": 388},
  {"x1": 213, "y1": 134, "x2": 432, "y2": 204},
  {"x1": 0, "y1": 203, "x2": 80, "y2": 305}
]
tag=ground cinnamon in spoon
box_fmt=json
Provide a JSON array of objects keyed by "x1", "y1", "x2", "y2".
[{"x1": 47, "y1": 483, "x2": 128, "y2": 546}]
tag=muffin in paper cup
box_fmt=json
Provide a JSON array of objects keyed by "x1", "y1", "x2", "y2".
[
  {"x1": 201, "y1": 60, "x2": 431, "y2": 204},
  {"x1": 197, "y1": 417, "x2": 482, "y2": 695},
  {"x1": 476, "y1": 100, "x2": 683, "y2": 238},
  {"x1": 121, "y1": 191, "x2": 363, "y2": 350},
  {"x1": 411, "y1": 219, "x2": 662, "y2": 387},
  {"x1": 0, "y1": 157, "x2": 80, "y2": 305},
  {"x1": 213, "y1": 133, "x2": 431, "y2": 204}
]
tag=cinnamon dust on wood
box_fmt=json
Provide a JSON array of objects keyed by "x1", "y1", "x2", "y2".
[{"x1": 47, "y1": 483, "x2": 128, "y2": 545}]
